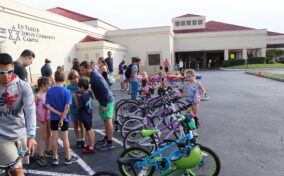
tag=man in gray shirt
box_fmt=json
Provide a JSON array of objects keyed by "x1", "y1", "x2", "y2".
[{"x1": 0, "y1": 53, "x2": 37, "y2": 176}]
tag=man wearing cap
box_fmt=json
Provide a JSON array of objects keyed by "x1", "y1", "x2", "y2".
[{"x1": 41, "y1": 58, "x2": 52, "y2": 77}]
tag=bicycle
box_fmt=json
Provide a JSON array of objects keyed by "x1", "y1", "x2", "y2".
[
  {"x1": 118, "y1": 116, "x2": 221, "y2": 176},
  {"x1": 0, "y1": 150, "x2": 29, "y2": 176}
]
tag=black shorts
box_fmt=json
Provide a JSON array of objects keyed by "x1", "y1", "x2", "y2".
[
  {"x1": 50, "y1": 120, "x2": 69, "y2": 131},
  {"x1": 165, "y1": 67, "x2": 169, "y2": 73},
  {"x1": 81, "y1": 118, "x2": 93, "y2": 131}
]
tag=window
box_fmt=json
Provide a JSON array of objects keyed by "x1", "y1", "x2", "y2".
[
  {"x1": 175, "y1": 21, "x2": 180, "y2": 26},
  {"x1": 192, "y1": 20, "x2": 197, "y2": 25},
  {"x1": 148, "y1": 54, "x2": 160, "y2": 66},
  {"x1": 198, "y1": 20, "x2": 202, "y2": 25},
  {"x1": 181, "y1": 21, "x2": 185, "y2": 26},
  {"x1": 187, "y1": 21, "x2": 191, "y2": 25}
]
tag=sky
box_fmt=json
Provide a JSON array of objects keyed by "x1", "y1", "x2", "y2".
[{"x1": 17, "y1": 0, "x2": 284, "y2": 33}]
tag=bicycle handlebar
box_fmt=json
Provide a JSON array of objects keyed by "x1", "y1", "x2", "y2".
[{"x1": 0, "y1": 150, "x2": 29, "y2": 169}]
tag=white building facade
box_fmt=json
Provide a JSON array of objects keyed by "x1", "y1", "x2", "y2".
[{"x1": 0, "y1": 0, "x2": 284, "y2": 80}]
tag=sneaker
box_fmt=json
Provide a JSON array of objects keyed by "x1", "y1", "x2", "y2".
[
  {"x1": 45, "y1": 150, "x2": 53, "y2": 158},
  {"x1": 201, "y1": 94, "x2": 210, "y2": 101},
  {"x1": 98, "y1": 143, "x2": 114, "y2": 151},
  {"x1": 37, "y1": 156, "x2": 48, "y2": 166},
  {"x1": 76, "y1": 140, "x2": 81, "y2": 148},
  {"x1": 96, "y1": 138, "x2": 106, "y2": 145},
  {"x1": 82, "y1": 145, "x2": 96, "y2": 153},
  {"x1": 52, "y1": 158, "x2": 59, "y2": 165},
  {"x1": 80, "y1": 140, "x2": 86, "y2": 148},
  {"x1": 64, "y1": 155, "x2": 78, "y2": 165},
  {"x1": 194, "y1": 117, "x2": 200, "y2": 129}
]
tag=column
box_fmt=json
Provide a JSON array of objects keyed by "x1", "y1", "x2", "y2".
[
  {"x1": 224, "y1": 49, "x2": 229, "y2": 60},
  {"x1": 242, "y1": 48, "x2": 248, "y2": 60},
  {"x1": 261, "y1": 48, "x2": 266, "y2": 57}
]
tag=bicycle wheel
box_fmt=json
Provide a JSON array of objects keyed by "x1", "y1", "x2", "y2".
[
  {"x1": 121, "y1": 118, "x2": 145, "y2": 138},
  {"x1": 123, "y1": 129, "x2": 156, "y2": 152},
  {"x1": 116, "y1": 101, "x2": 140, "y2": 127},
  {"x1": 190, "y1": 145, "x2": 221, "y2": 176},
  {"x1": 115, "y1": 99, "x2": 138, "y2": 112},
  {"x1": 118, "y1": 147, "x2": 155, "y2": 176}
]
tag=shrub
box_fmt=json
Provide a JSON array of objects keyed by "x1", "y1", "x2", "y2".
[
  {"x1": 247, "y1": 57, "x2": 265, "y2": 64},
  {"x1": 222, "y1": 59, "x2": 245, "y2": 67}
]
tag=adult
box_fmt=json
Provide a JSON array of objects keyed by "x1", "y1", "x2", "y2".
[
  {"x1": 129, "y1": 57, "x2": 141, "y2": 100},
  {"x1": 98, "y1": 57, "x2": 111, "y2": 87},
  {"x1": 14, "y1": 49, "x2": 35, "y2": 82},
  {"x1": 118, "y1": 60, "x2": 125, "y2": 90},
  {"x1": 0, "y1": 53, "x2": 37, "y2": 176},
  {"x1": 79, "y1": 61, "x2": 115, "y2": 151},
  {"x1": 41, "y1": 58, "x2": 52, "y2": 77},
  {"x1": 72, "y1": 58, "x2": 81, "y2": 76},
  {"x1": 105, "y1": 51, "x2": 114, "y2": 86},
  {"x1": 163, "y1": 58, "x2": 170, "y2": 73}
]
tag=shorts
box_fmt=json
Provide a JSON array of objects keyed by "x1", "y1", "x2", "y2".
[
  {"x1": 50, "y1": 120, "x2": 69, "y2": 131},
  {"x1": 119, "y1": 74, "x2": 125, "y2": 82},
  {"x1": 70, "y1": 114, "x2": 79, "y2": 122},
  {"x1": 165, "y1": 67, "x2": 169, "y2": 73},
  {"x1": 99, "y1": 101, "x2": 114, "y2": 120},
  {"x1": 0, "y1": 136, "x2": 28, "y2": 167},
  {"x1": 81, "y1": 118, "x2": 93, "y2": 131}
]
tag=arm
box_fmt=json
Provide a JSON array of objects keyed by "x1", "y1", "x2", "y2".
[
  {"x1": 61, "y1": 104, "x2": 70, "y2": 121},
  {"x1": 21, "y1": 81, "x2": 37, "y2": 155},
  {"x1": 45, "y1": 104, "x2": 62, "y2": 116},
  {"x1": 198, "y1": 82, "x2": 206, "y2": 97}
]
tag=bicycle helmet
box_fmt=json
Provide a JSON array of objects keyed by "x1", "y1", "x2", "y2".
[{"x1": 172, "y1": 146, "x2": 202, "y2": 169}]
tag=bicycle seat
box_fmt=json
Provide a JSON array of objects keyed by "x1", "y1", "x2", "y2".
[
  {"x1": 141, "y1": 129, "x2": 160, "y2": 137},
  {"x1": 117, "y1": 158, "x2": 142, "y2": 165}
]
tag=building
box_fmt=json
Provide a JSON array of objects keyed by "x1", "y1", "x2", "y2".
[{"x1": 0, "y1": 0, "x2": 284, "y2": 81}]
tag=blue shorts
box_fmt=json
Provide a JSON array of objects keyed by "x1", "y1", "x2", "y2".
[{"x1": 70, "y1": 114, "x2": 79, "y2": 122}]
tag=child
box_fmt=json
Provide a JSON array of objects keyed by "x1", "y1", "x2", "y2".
[
  {"x1": 123, "y1": 65, "x2": 129, "y2": 91},
  {"x1": 141, "y1": 72, "x2": 149, "y2": 96},
  {"x1": 35, "y1": 77, "x2": 52, "y2": 166},
  {"x1": 183, "y1": 69, "x2": 206, "y2": 128},
  {"x1": 46, "y1": 70, "x2": 78, "y2": 165},
  {"x1": 67, "y1": 70, "x2": 86, "y2": 148},
  {"x1": 78, "y1": 79, "x2": 96, "y2": 153}
]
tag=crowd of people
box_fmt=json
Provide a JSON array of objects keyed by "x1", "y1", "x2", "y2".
[{"x1": 0, "y1": 49, "x2": 207, "y2": 175}]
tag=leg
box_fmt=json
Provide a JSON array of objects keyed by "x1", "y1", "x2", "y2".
[
  {"x1": 51, "y1": 130, "x2": 59, "y2": 158},
  {"x1": 61, "y1": 130, "x2": 70, "y2": 159},
  {"x1": 104, "y1": 119, "x2": 113, "y2": 141},
  {"x1": 37, "y1": 120, "x2": 46, "y2": 157},
  {"x1": 46, "y1": 120, "x2": 52, "y2": 152}
]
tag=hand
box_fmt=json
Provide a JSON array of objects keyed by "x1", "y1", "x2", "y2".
[
  {"x1": 27, "y1": 138, "x2": 37, "y2": 156},
  {"x1": 102, "y1": 107, "x2": 107, "y2": 113},
  {"x1": 58, "y1": 119, "x2": 63, "y2": 127}
]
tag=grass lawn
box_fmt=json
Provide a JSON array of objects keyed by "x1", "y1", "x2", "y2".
[
  {"x1": 225, "y1": 63, "x2": 284, "y2": 69},
  {"x1": 247, "y1": 71, "x2": 284, "y2": 80}
]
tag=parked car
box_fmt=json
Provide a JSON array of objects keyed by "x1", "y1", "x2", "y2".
[{"x1": 278, "y1": 57, "x2": 284, "y2": 64}]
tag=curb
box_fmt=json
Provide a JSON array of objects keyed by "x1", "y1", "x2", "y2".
[{"x1": 246, "y1": 72, "x2": 284, "y2": 82}]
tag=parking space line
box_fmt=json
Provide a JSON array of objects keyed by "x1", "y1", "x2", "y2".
[
  {"x1": 24, "y1": 169, "x2": 88, "y2": 176},
  {"x1": 94, "y1": 129, "x2": 123, "y2": 146},
  {"x1": 57, "y1": 138, "x2": 96, "y2": 176}
]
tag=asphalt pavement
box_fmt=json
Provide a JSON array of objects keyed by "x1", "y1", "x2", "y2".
[{"x1": 25, "y1": 69, "x2": 284, "y2": 176}]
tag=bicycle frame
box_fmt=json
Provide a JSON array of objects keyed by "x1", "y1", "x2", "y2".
[{"x1": 133, "y1": 131, "x2": 196, "y2": 175}]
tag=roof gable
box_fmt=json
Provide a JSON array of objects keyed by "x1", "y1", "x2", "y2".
[
  {"x1": 175, "y1": 14, "x2": 202, "y2": 18},
  {"x1": 47, "y1": 7, "x2": 97, "y2": 22}
]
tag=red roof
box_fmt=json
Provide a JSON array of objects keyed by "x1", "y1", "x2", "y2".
[
  {"x1": 79, "y1": 35, "x2": 113, "y2": 43},
  {"x1": 174, "y1": 21, "x2": 283, "y2": 36},
  {"x1": 47, "y1": 7, "x2": 97, "y2": 22},
  {"x1": 175, "y1": 14, "x2": 202, "y2": 18}
]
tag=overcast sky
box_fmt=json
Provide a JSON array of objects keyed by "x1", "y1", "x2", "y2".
[{"x1": 17, "y1": 0, "x2": 283, "y2": 33}]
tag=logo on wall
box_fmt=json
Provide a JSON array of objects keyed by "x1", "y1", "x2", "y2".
[
  {"x1": 0, "y1": 24, "x2": 56, "y2": 45},
  {"x1": 8, "y1": 26, "x2": 21, "y2": 44}
]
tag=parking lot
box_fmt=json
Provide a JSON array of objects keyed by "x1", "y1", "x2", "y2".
[{"x1": 25, "y1": 69, "x2": 284, "y2": 176}]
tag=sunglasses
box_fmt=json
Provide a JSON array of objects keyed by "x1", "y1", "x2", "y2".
[{"x1": 0, "y1": 69, "x2": 14, "y2": 75}]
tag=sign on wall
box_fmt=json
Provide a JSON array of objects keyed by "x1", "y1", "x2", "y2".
[{"x1": 0, "y1": 24, "x2": 55, "y2": 44}]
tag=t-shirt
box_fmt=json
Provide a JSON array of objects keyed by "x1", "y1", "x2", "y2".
[
  {"x1": 105, "y1": 57, "x2": 113, "y2": 73},
  {"x1": 46, "y1": 86, "x2": 72, "y2": 122},
  {"x1": 41, "y1": 64, "x2": 52, "y2": 77},
  {"x1": 90, "y1": 71, "x2": 114, "y2": 107},
  {"x1": 130, "y1": 64, "x2": 138, "y2": 82},
  {"x1": 67, "y1": 83, "x2": 80, "y2": 114},
  {"x1": 78, "y1": 91, "x2": 93, "y2": 120},
  {"x1": 13, "y1": 61, "x2": 27, "y2": 81},
  {"x1": 118, "y1": 63, "x2": 124, "y2": 74}
]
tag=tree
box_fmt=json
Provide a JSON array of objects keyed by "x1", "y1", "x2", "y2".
[{"x1": 266, "y1": 49, "x2": 284, "y2": 63}]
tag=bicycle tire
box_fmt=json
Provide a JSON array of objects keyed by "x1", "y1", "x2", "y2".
[
  {"x1": 190, "y1": 145, "x2": 221, "y2": 176},
  {"x1": 93, "y1": 171, "x2": 119, "y2": 176},
  {"x1": 115, "y1": 101, "x2": 140, "y2": 127},
  {"x1": 123, "y1": 129, "x2": 156, "y2": 152},
  {"x1": 118, "y1": 147, "x2": 155, "y2": 176},
  {"x1": 121, "y1": 117, "x2": 145, "y2": 138}
]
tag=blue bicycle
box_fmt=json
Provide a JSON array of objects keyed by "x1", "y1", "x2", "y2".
[{"x1": 118, "y1": 116, "x2": 221, "y2": 176}]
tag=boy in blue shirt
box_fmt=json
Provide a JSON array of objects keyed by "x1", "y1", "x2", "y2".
[
  {"x1": 46, "y1": 70, "x2": 78, "y2": 165},
  {"x1": 78, "y1": 78, "x2": 96, "y2": 153}
]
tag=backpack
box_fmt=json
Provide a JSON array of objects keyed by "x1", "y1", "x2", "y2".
[{"x1": 125, "y1": 64, "x2": 134, "y2": 79}]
